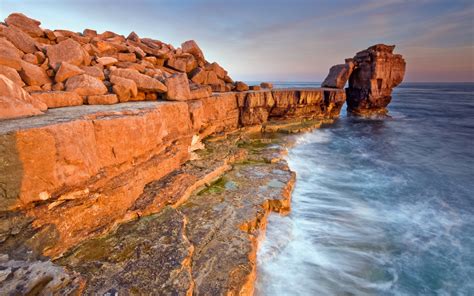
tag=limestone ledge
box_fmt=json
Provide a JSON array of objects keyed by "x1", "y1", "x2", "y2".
[{"x1": 0, "y1": 87, "x2": 344, "y2": 294}]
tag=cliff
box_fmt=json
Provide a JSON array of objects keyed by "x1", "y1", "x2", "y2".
[{"x1": 0, "y1": 12, "x2": 403, "y2": 295}]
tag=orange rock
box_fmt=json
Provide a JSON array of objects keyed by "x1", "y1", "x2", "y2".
[
  {"x1": 55, "y1": 61, "x2": 85, "y2": 83},
  {"x1": 19, "y1": 60, "x2": 51, "y2": 86},
  {"x1": 189, "y1": 67, "x2": 206, "y2": 84},
  {"x1": 87, "y1": 94, "x2": 118, "y2": 105},
  {"x1": 0, "y1": 65, "x2": 24, "y2": 86},
  {"x1": 0, "y1": 38, "x2": 23, "y2": 70},
  {"x1": 234, "y1": 81, "x2": 249, "y2": 92},
  {"x1": 181, "y1": 40, "x2": 205, "y2": 61},
  {"x1": 190, "y1": 84, "x2": 211, "y2": 99},
  {"x1": 0, "y1": 74, "x2": 47, "y2": 110},
  {"x1": 0, "y1": 95, "x2": 42, "y2": 119},
  {"x1": 249, "y1": 85, "x2": 261, "y2": 91},
  {"x1": 165, "y1": 73, "x2": 191, "y2": 101},
  {"x1": 321, "y1": 61, "x2": 354, "y2": 89},
  {"x1": 82, "y1": 29, "x2": 97, "y2": 38},
  {"x1": 96, "y1": 56, "x2": 118, "y2": 66},
  {"x1": 80, "y1": 65, "x2": 105, "y2": 80},
  {"x1": 205, "y1": 62, "x2": 226, "y2": 79},
  {"x1": 22, "y1": 53, "x2": 38, "y2": 64},
  {"x1": 46, "y1": 38, "x2": 86, "y2": 69},
  {"x1": 117, "y1": 52, "x2": 136, "y2": 63},
  {"x1": 110, "y1": 75, "x2": 138, "y2": 102},
  {"x1": 4, "y1": 13, "x2": 44, "y2": 38},
  {"x1": 31, "y1": 91, "x2": 83, "y2": 108},
  {"x1": 110, "y1": 68, "x2": 167, "y2": 93},
  {"x1": 260, "y1": 82, "x2": 273, "y2": 89},
  {"x1": 65, "y1": 74, "x2": 107, "y2": 96},
  {"x1": 2, "y1": 25, "x2": 37, "y2": 54}
]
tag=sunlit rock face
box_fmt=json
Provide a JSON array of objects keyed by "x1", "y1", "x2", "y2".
[
  {"x1": 322, "y1": 44, "x2": 406, "y2": 115},
  {"x1": 346, "y1": 44, "x2": 406, "y2": 115}
]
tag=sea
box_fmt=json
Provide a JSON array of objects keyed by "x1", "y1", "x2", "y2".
[{"x1": 251, "y1": 82, "x2": 474, "y2": 295}]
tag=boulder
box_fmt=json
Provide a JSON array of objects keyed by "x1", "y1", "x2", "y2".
[
  {"x1": 205, "y1": 62, "x2": 226, "y2": 79},
  {"x1": 19, "y1": 60, "x2": 51, "y2": 86},
  {"x1": 0, "y1": 74, "x2": 47, "y2": 110},
  {"x1": 0, "y1": 38, "x2": 23, "y2": 70},
  {"x1": 31, "y1": 91, "x2": 83, "y2": 108},
  {"x1": 190, "y1": 85, "x2": 212, "y2": 99},
  {"x1": 65, "y1": 74, "x2": 107, "y2": 96},
  {"x1": 164, "y1": 73, "x2": 192, "y2": 101},
  {"x1": 0, "y1": 65, "x2": 24, "y2": 86},
  {"x1": 110, "y1": 75, "x2": 138, "y2": 102},
  {"x1": 4, "y1": 13, "x2": 43, "y2": 37},
  {"x1": 97, "y1": 56, "x2": 118, "y2": 66},
  {"x1": 0, "y1": 96, "x2": 43, "y2": 119},
  {"x1": 80, "y1": 66, "x2": 105, "y2": 80},
  {"x1": 2, "y1": 25, "x2": 37, "y2": 54},
  {"x1": 181, "y1": 40, "x2": 205, "y2": 61},
  {"x1": 205, "y1": 71, "x2": 221, "y2": 85},
  {"x1": 189, "y1": 67, "x2": 206, "y2": 84},
  {"x1": 117, "y1": 53, "x2": 136, "y2": 63},
  {"x1": 234, "y1": 81, "x2": 249, "y2": 92},
  {"x1": 249, "y1": 85, "x2": 261, "y2": 91},
  {"x1": 321, "y1": 61, "x2": 354, "y2": 89},
  {"x1": 87, "y1": 94, "x2": 118, "y2": 105},
  {"x1": 46, "y1": 38, "x2": 86, "y2": 69},
  {"x1": 55, "y1": 61, "x2": 85, "y2": 83},
  {"x1": 260, "y1": 82, "x2": 273, "y2": 89},
  {"x1": 110, "y1": 68, "x2": 167, "y2": 92}
]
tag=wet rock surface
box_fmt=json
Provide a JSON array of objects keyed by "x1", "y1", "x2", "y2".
[{"x1": 52, "y1": 128, "x2": 299, "y2": 295}]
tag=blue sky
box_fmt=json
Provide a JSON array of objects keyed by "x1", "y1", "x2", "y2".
[{"x1": 1, "y1": 0, "x2": 473, "y2": 82}]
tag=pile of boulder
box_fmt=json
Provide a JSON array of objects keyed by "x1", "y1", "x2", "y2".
[
  {"x1": 0, "y1": 13, "x2": 268, "y2": 120},
  {"x1": 322, "y1": 44, "x2": 406, "y2": 115}
]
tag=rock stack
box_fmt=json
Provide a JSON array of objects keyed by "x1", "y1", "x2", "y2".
[
  {"x1": 0, "y1": 13, "x2": 257, "y2": 120},
  {"x1": 322, "y1": 44, "x2": 406, "y2": 115}
]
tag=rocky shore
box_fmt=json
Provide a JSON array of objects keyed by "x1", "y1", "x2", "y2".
[{"x1": 0, "y1": 13, "x2": 405, "y2": 295}]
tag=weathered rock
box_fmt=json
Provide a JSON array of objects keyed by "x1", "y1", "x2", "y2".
[
  {"x1": 110, "y1": 75, "x2": 138, "y2": 102},
  {"x1": 235, "y1": 81, "x2": 249, "y2": 92},
  {"x1": 4, "y1": 13, "x2": 43, "y2": 38},
  {"x1": 87, "y1": 94, "x2": 118, "y2": 105},
  {"x1": 0, "y1": 257, "x2": 84, "y2": 295},
  {"x1": 80, "y1": 65, "x2": 105, "y2": 80},
  {"x1": 19, "y1": 61, "x2": 50, "y2": 86},
  {"x1": 249, "y1": 85, "x2": 261, "y2": 91},
  {"x1": 117, "y1": 52, "x2": 136, "y2": 63},
  {"x1": 165, "y1": 73, "x2": 192, "y2": 101},
  {"x1": 0, "y1": 74, "x2": 47, "y2": 110},
  {"x1": 0, "y1": 38, "x2": 23, "y2": 70},
  {"x1": 110, "y1": 68, "x2": 167, "y2": 92},
  {"x1": 189, "y1": 67, "x2": 206, "y2": 84},
  {"x1": 181, "y1": 40, "x2": 205, "y2": 61},
  {"x1": 96, "y1": 56, "x2": 118, "y2": 66},
  {"x1": 190, "y1": 84, "x2": 212, "y2": 99},
  {"x1": 0, "y1": 96, "x2": 43, "y2": 119},
  {"x1": 31, "y1": 91, "x2": 83, "y2": 108},
  {"x1": 0, "y1": 65, "x2": 24, "y2": 86},
  {"x1": 46, "y1": 38, "x2": 86, "y2": 69},
  {"x1": 345, "y1": 44, "x2": 406, "y2": 115},
  {"x1": 2, "y1": 25, "x2": 37, "y2": 54},
  {"x1": 205, "y1": 62, "x2": 226, "y2": 79},
  {"x1": 321, "y1": 61, "x2": 354, "y2": 88},
  {"x1": 22, "y1": 53, "x2": 37, "y2": 64},
  {"x1": 260, "y1": 82, "x2": 273, "y2": 89},
  {"x1": 55, "y1": 61, "x2": 85, "y2": 83},
  {"x1": 65, "y1": 74, "x2": 107, "y2": 96}
]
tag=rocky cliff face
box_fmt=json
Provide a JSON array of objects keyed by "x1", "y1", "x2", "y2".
[{"x1": 322, "y1": 44, "x2": 406, "y2": 115}]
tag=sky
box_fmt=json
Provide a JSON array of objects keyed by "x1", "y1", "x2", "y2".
[{"x1": 1, "y1": 0, "x2": 473, "y2": 82}]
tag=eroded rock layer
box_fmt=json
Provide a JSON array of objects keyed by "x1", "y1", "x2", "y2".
[
  {"x1": 0, "y1": 87, "x2": 343, "y2": 295},
  {"x1": 322, "y1": 44, "x2": 406, "y2": 115}
]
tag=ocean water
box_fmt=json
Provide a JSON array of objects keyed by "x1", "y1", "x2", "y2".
[{"x1": 255, "y1": 83, "x2": 474, "y2": 295}]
